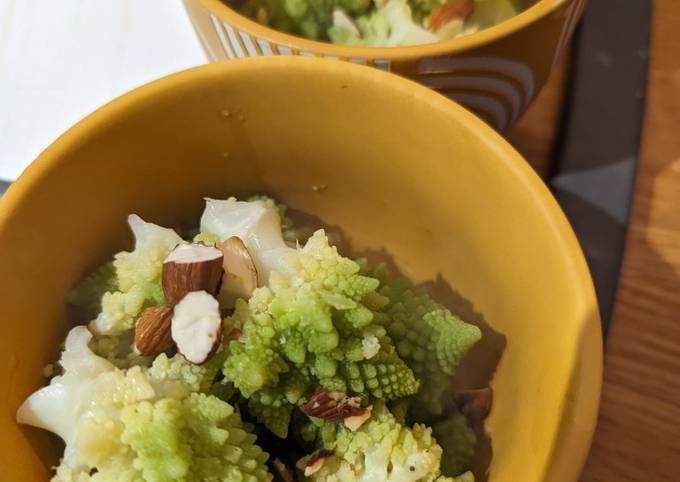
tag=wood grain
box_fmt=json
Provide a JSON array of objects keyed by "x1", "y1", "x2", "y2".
[
  {"x1": 509, "y1": 1, "x2": 680, "y2": 480},
  {"x1": 579, "y1": 0, "x2": 680, "y2": 480}
]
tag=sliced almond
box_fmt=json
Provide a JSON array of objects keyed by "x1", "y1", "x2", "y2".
[
  {"x1": 297, "y1": 449, "x2": 334, "y2": 477},
  {"x1": 455, "y1": 387, "x2": 493, "y2": 423},
  {"x1": 215, "y1": 236, "x2": 258, "y2": 309},
  {"x1": 134, "y1": 305, "x2": 175, "y2": 356},
  {"x1": 171, "y1": 291, "x2": 223, "y2": 364},
  {"x1": 162, "y1": 243, "x2": 224, "y2": 305},
  {"x1": 343, "y1": 404, "x2": 372, "y2": 432},
  {"x1": 426, "y1": 0, "x2": 474, "y2": 32},
  {"x1": 300, "y1": 388, "x2": 365, "y2": 421},
  {"x1": 226, "y1": 328, "x2": 243, "y2": 341},
  {"x1": 271, "y1": 458, "x2": 296, "y2": 482}
]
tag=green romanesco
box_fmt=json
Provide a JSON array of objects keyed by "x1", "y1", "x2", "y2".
[
  {"x1": 90, "y1": 214, "x2": 183, "y2": 337},
  {"x1": 88, "y1": 329, "x2": 147, "y2": 368},
  {"x1": 431, "y1": 413, "x2": 477, "y2": 478},
  {"x1": 376, "y1": 273, "x2": 481, "y2": 416},
  {"x1": 120, "y1": 393, "x2": 271, "y2": 482},
  {"x1": 318, "y1": 349, "x2": 419, "y2": 400},
  {"x1": 66, "y1": 261, "x2": 118, "y2": 316},
  {"x1": 245, "y1": 366, "x2": 313, "y2": 438},
  {"x1": 378, "y1": 277, "x2": 481, "y2": 377},
  {"x1": 19, "y1": 326, "x2": 272, "y2": 482},
  {"x1": 436, "y1": 473, "x2": 475, "y2": 482},
  {"x1": 388, "y1": 397, "x2": 411, "y2": 426},
  {"x1": 53, "y1": 393, "x2": 272, "y2": 482},
  {"x1": 223, "y1": 231, "x2": 419, "y2": 436},
  {"x1": 146, "y1": 351, "x2": 228, "y2": 396},
  {"x1": 248, "y1": 391, "x2": 295, "y2": 439},
  {"x1": 308, "y1": 402, "x2": 447, "y2": 481}
]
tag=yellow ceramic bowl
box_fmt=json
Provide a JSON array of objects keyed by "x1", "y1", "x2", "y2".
[
  {"x1": 184, "y1": 0, "x2": 587, "y2": 131},
  {"x1": 0, "y1": 57, "x2": 600, "y2": 482}
]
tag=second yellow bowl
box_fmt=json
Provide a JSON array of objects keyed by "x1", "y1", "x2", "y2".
[{"x1": 184, "y1": 0, "x2": 587, "y2": 130}]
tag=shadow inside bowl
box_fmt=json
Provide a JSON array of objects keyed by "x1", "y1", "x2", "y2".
[{"x1": 423, "y1": 275, "x2": 507, "y2": 482}]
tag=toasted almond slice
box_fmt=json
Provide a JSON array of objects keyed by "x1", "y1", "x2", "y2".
[
  {"x1": 162, "y1": 243, "x2": 223, "y2": 305},
  {"x1": 426, "y1": 0, "x2": 474, "y2": 32},
  {"x1": 455, "y1": 387, "x2": 493, "y2": 423},
  {"x1": 271, "y1": 458, "x2": 296, "y2": 482},
  {"x1": 344, "y1": 404, "x2": 373, "y2": 432},
  {"x1": 300, "y1": 388, "x2": 365, "y2": 421},
  {"x1": 216, "y1": 236, "x2": 258, "y2": 308},
  {"x1": 171, "y1": 291, "x2": 223, "y2": 364},
  {"x1": 226, "y1": 328, "x2": 243, "y2": 341},
  {"x1": 134, "y1": 305, "x2": 175, "y2": 356},
  {"x1": 297, "y1": 449, "x2": 334, "y2": 477}
]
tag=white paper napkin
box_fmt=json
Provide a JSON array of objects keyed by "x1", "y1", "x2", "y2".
[{"x1": 0, "y1": 0, "x2": 207, "y2": 180}]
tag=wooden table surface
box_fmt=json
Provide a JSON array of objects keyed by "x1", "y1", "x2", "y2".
[{"x1": 507, "y1": 1, "x2": 680, "y2": 479}]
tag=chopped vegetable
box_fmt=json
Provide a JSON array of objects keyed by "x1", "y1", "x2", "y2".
[
  {"x1": 91, "y1": 214, "x2": 182, "y2": 336},
  {"x1": 376, "y1": 273, "x2": 482, "y2": 417},
  {"x1": 17, "y1": 327, "x2": 271, "y2": 482},
  {"x1": 222, "y1": 229, "x2": 420, "y2": 435},
  {"x1": 307, "y1": 402, "x2": 448, "y2": 481},
  {"x1": 237, "y1": 0, "x2": 525, "y2": 46},
  {"x1": 17, "y1": 196, "x2": 489, "y2": 481},
  {"x1": 431, "y1": 413, "x2": 477, "y2": 478}
]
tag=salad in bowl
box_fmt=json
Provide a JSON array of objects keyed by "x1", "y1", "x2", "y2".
[
  {"x1": 17, "y1": 196, "x2": 489, "y2": 482},
  {"x1": 236, "y1": 0, "x2": 526, "y2": 46}
]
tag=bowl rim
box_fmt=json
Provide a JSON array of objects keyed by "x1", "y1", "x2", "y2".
[
  {"x1": 0, "y1": 57, "x2": 601, "y2": 482},
  {"x1": 192, "y1": 0, "x2": 568, "y2": 60}
]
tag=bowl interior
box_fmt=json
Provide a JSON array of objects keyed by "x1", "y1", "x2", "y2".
[{"x1": 0, "y1": 57, "x2": 600, "y2": 482}]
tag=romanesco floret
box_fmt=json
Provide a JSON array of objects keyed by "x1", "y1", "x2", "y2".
[
  {"x1": 309, "y1": 402, "x2": 447, "y2": 481},
  {"x1": 121, "y1": 393, "x2": 272, "y2": 482},
  {"x1": 379, "y1": 278, "x2": 481, "y2": 377},
  {"x1": 245, "y1": 366, "x2": 314, "y2": 437},
  {"x1": 146, "y1": 351, "x2": 228, "y2": 395},
  {"x1": 53, "y1": 394, "x2": 273, "y2": 482},
  {"x1": 376, "y1": 274, "x2": 481, "y2": 416},
  {"x1": 20, "y1": 197, "x2": 488, "y2": 482},
  {"x1": 66, "y1": 261, "x2": 118, "y2": 316},
  {"x1": 248, "y1": 391, "x2": 295, "y2": 439},
  {"x1": 431, "y1": 413, "x2": 477, "y2": 478},
  {"x1": 18, "y1": 327, "x2": 272, "y2": 482},
  {"x1": 223, "y1": 231, "x2": 419, "y2": 436},
  {"x1": 90, "y1": 214, "x2": 182, "y2": 336},
  {"x1": 319, "y1": 349, "x2": 419, "y2": 400},
  {"x1": 435, "y1": 473, "x2": 475, "y2": 482}
]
